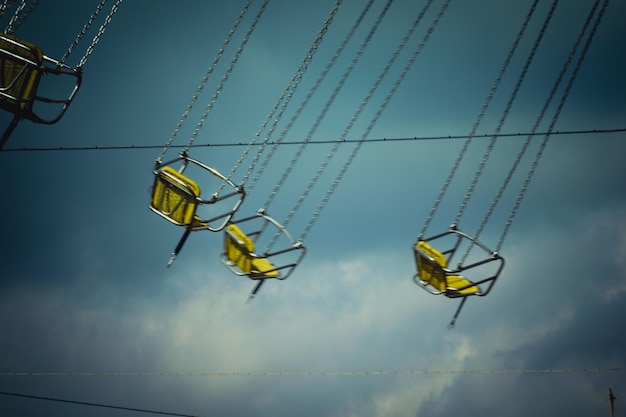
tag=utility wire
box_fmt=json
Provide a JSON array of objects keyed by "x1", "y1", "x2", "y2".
[
  {"x1": 0, "y1": 390, "x2": 202, "y2": 417},
  {"x1": 1, "y1": 367, "x2": 624, "y2": 377},
  {"x1": 0, "y1": 127, "x2": 622, "y2": 153}
]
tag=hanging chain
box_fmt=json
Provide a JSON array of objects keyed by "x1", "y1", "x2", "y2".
[
  {"x1": 76, "y1": 0, "x2": 123, "y2": 68},
  {"x1": 4, "y1": 0, "x2": 25, "y2": 33},
  {"x1": 496, "y1": 0, "x2": 608, "y2": 252},
  {"x1": 182, "y1": 0, "x2": 269, "y2": 153},
  {"x1": 156, "y1": 0, "x2": 255, "y2": 163},
  {"x1": 248, "y1": 0, "x2": 376, "y2": 198},
  {"x1": 256, "y1": 0, "x2": 378, "y2": 209},
  {"x1": 417, "y1": 0, "x2": 540, "y2": 240},
  {"x1": 59, "y1": 0, "x2": 108, "y2": 66},
  {"x1": 461, "y1": 0, "x2": 602, "y2": 264},
  {"x1": 7, "y1": 0, "x2": 36, "y2": 32},
  {"x1": 453, "y1": 0, "x2": 559, "y2": 227},
  {"x1": 0, "y1": 0, "x2": 17, "y2": 19},
  {"x1": 297, "y1": 0, "x2": 451, "y2": 244},
  {"x1": 221, "y1": 0, "x2": 343, "y2": 189}
]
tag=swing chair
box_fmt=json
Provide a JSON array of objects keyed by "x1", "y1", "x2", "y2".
[
  {"x1": 0, "y1": 0, "x2": 122, "y2": 149},
  {"x1": 220, "y1": 209, "x2": 306, "y2": 302},
  {"x1": 150, "y1": 152, "x2": 245, "y2": 266},
  {"x1": 413, "y1": 226, "x2": 504, "y2": 329},
  {"x1": 0, "y1": 32, "x2": 81, "y2": 122},
  {"x1": 414, "y1": 225, "x2": 504, "y2": 298},
  {"x1": 0, "y1": 32, "x2": 81, "y2": 145}
]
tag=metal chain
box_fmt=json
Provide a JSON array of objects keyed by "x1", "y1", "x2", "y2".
[
  {"x1": 156, "y1": 0, "x2": 255, "y2": 163},
  {"x1": 256, "y1": 0, "x2": 378, "y2": 209},
  {"x1": 299, "y1": 0, "x2": 452, "y2": 244},
  {"x1": 7, "y1": 0, "x2": 36, "y2": 32},
  {"x1": 183, "y1": 0, "x2": 269, "y2": 153},
  {"x1": 463, "y1": 0, "x2": 603, "y2": 263},
  {"x1": 77, "y1": 0, "x2": 123, "y2": 68},
  {"x1": 277, "y1": 0, "x2": 446, "y2": 248},
  {"x1": 418, "y1": 0, "x2": 540, "y2": 240},
  {"x1": 0, "y1": 0, "x2": 17, "y2": 19},
  {"x1": 496, "y1": 0, "x2": 608, "y2": 252},
  {"x1": 453, "y1": 0, "x2": 559, "y2": 226},
  {"x1": 4, "y1": 0, "x2": 25, "y2": 33},
  {"x1": 59, "y1": 0, "x2": 108, "y2": 66},
  {"x1": 247, "y1": 0, "x2": 375, "y2": 198},
  {"x1": 221, "y1": 0, "x2": 343, "y2": 189}
]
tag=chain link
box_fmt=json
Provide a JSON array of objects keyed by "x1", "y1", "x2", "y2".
[
  {"x1": 4, "y1": 0, "x2": 25, "y2": 33},
  {"x1": 418, "y1": 0, "x2": 540, "y2": 240},
  {"x1": 255, "y1": 0, "x2": 376, "y2": 208},
  {"x1": 77, "y1": 0, "x2": 123, "y2": 68},
  {"x1": 496, "y1": 0, "x2": 607, "y2": 251},
  {"x1": 453, "y1": 0, "x2": 558, "y2": 228},
  {"x1": 221, "y1": 0, "x2": 343, "y2": 190},
  {"x1": 59, "y1": 0, "x2": 108, "y2": 66},
  {"x1": 156, "y1": 0, "x2": 255, "y2": 163},
  {"x1": 183, "y1": 0, "x2": 269, "y2": 153}
]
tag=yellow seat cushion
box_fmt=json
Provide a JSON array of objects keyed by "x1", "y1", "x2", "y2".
[
  {"x1": 447, "y1": 275, "x2": 480, "y2": 295},
  {"x1": 417, "y1": 241, "x2": 448, "y2": 267},
  {"x1": 416, "y1": 241, "x2": 478, "y2": 295},
  {"x1": 150, "y1": 166, "x2": 200, "y2": 225},
  {"x1": 226, "y1": 224, "x2": 279, "y2": 278}
]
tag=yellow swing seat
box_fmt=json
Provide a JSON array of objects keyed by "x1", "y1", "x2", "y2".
[
  {"x1": 415, "y1": 241, "x2": 480, "y2": 296},
  {"x1": 149, "y1": 154, "x2": 245, "y2": 266},
  {"x1": 219, "y1": 210, "x2": 306, "y2": 301},
  {"x1": 224, "y1": 224, "x2": 280, "y2": 279},
  {"x1": 0, "y1": 33, "x2": 81, "y2": 124},
  {"x1": 413, "y1": 227, "x2": 503, "y2": 298}
]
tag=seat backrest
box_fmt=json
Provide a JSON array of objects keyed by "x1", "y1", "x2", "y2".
[
  {"x1": 225, "y1": 224, "x2": 255, "y2": 274},
  {"x1": 0, "y1": 33, "x2": 43, "y2": 111},
  {"x1": 150, "y1": 166, "x2": 201, "y2": 225},
  {"x1": 416, "y1": 241, "x2": 449, "y2": 292}
]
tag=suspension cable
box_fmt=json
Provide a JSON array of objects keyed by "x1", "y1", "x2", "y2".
[
  {"x1": 246, "y1": 0, "x2": 376, "y2": 198},
  {"x1": 289, "y1": 0, "x2": 451, "y2": 247},
  {"x1": 182, "y1": 0, "x2": 269, "y2": 154},
  {"x1": 5, "y1": 0, "x2": 36, "y2": 32},
  {"x1": 463, "y1": 0, "x2": 603, "y2": 262},
  {"x1": 302, "y1": 0, "x2": 453, "y2": 243},
  {"x1": 220, "y1": 0, "x2": 343, "y2": 190},
  {"x1": 58, "y1": 0, "x2": 108, "y2": 66},
  {"x1": 496, "y1": 0, "x2": 609, "y2": 251},
  {"x1": 453, "y1": 0, "x2": 559, "y2": 228},
  {"x1": 3, "y1": 0, "x2": 25, "y2": 33},
  {"x1": 418, "y1": 0, "x2": 540, "y2": 240},
  {"x1": 75, "y1": 0, "x2": 123, "y2": 68},
  {"x1": 0, "y1": 0, "x2": 17, "y2": 19},
  {"x1": 155, "y1": 0, "x2": 255, "y2": 163},
  {"x1": 260, "y1": 0, "x2": 386, "y2": 209}
]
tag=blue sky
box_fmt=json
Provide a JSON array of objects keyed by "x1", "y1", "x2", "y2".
[{"x1": 1, "y1": 0, "x2": 625, "y2": 416}]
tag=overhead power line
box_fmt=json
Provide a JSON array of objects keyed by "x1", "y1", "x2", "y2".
[
  {"x1": 0, "y1": 127, "x2": 623, "y2": 153},
  {"x1": 2, "y1": 367, "x2": 624, "y2": 377},
  {"x1": 0, "y1": 390, "x2": 202, "y2": 417}
]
